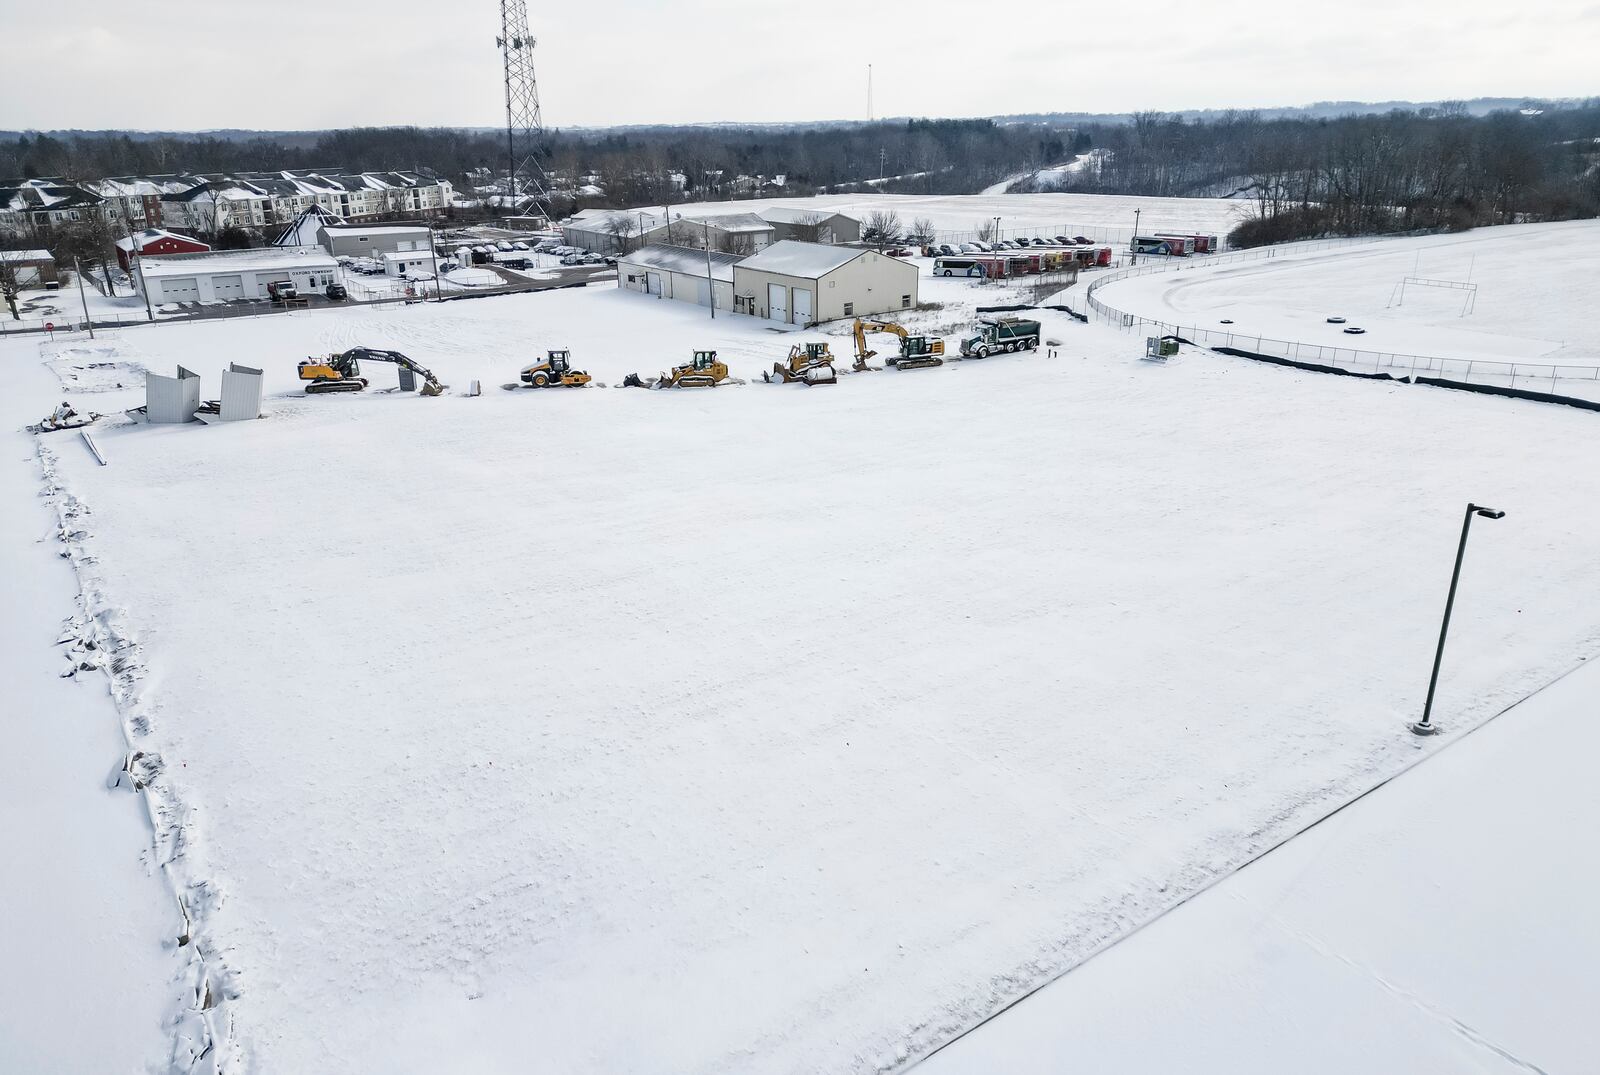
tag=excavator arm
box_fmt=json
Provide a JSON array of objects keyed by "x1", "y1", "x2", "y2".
[
  {"x1": 851, "y1": 319, "x2": 909, "y2": 372},
  {"x1": 338, "y1": 347, "x2": 445, "y2": 395}
]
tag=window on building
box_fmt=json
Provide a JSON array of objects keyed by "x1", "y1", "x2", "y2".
[
  {"x1": 843, "y1": 302, "x2": 854, "y2": 316},
  {"x1": 902, "y1": 294, "x2": 912, "y2": 308}
]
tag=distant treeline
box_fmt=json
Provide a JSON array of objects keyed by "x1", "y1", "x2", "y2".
[
  {"x1": 1047, "y1": 103, "x2": 1600, "y2": 245},
  {"x1": 0, "y1": 119, "x2": 1073, "y2": 206}
]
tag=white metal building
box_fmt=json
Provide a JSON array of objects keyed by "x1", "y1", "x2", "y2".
[
  {"x1": 323, "y1": 224, "x2": 433, "y2": 258},
  {"x1": 381, "y1": 249, "x2": 436, "y2": 277},
  {"x1": 732, "y1": 241, "x2": 919, "y2": 325},
  {"x1": 617, "y1": 245, "x2": 738, "y2": 311},
  {"x1": 135, "y1": 246, "x2": 341, "y2": 304}
]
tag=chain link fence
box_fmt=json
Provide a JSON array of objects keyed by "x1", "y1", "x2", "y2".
[{"x1": 1080, "y1": 239, "x2": 1600, "y2": 400}]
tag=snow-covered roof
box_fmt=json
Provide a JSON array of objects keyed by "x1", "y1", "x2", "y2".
[
  {"x1": 0, "y1": 248, "x2": 52, "y2": 262},
  {"x1": 760, "y1": 206, "x2": 860, "y2": 226},
  {"x1": 381, "y1": 250, "x2": 435, "y2": 263},
  {"x1": 115, "y1": 229, "x2": 208, "y2": 253},
  {"x1": 138, "y1": 246, "x2": 338, "y2": 278},
  {"x1": 618, "y1": 244, "x2": 740, "y2": 282},
  {"x1": 327, "y1": 224, "x2": 431, "y2": 238},
  {"x1": 737, "y1": 240, "x2": 880, "y2": 278},
  {"x1": 683, "y1": 212, "x2": 773, "y2": 234}
]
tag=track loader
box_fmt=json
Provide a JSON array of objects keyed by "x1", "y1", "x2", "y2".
[
  {"x1": 298, "y1": 347, "x2": 445, "y2": 395},
  {"x1": 519, "y1": 349, "x2": 591, "y2": 388},
  {"x1": 763, "y1": 342, "x2": 838, "y2": 385},
  {"x1": 623, "y1": 350, "x2": 731, "y2": 389},
  {"x1": 851, "y1": 319, "x2": 944, "y2": 372}
]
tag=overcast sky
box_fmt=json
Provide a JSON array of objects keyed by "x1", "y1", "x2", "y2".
[{"x1": 4, "y1": 0, "x2": 1596, "y2": 131}]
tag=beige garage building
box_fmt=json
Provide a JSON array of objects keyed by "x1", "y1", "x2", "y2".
[
  {"x1": 617, "y1": 244, "x2": 738, "y2": 311},
  {"x1": 732, "y1": 241, "x2": 918, "y2": 325}
]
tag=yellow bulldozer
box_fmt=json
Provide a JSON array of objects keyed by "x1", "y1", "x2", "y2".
[
  {"x1": 763, "y1": 342, "x2": 838, "y2": 385},
  {"x1": 519, "y1": 349, "x2": 592, "y2": 388},
  {"x1": 851, "y1": 319, "x2": 945, "y2": 372},
  {"x1": 623, "y1": 349, "x2": 731, "y2": 389}
]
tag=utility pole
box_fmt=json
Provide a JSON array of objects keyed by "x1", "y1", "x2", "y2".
[
  {"x1": 428, "y1": 221, "x2": 443, "y2": 302},
  {"x1": 702, "y1": 219, "x2": 715, "y2": 320},
  {"x1": 133, "y1": 234, "x2": 153, "y2": 322},
  {"x1": 1131, "y1": 208, "x2": 1142, "y2": 264},
  {"x1": 73, "y1": 257, "x2": 95, "y2": 339}
]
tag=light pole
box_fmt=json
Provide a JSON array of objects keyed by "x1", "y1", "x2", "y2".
[
  {"x1": 702, "y1": 219, "x2": 715, "y2": 320},
  {"x1": 1413, "y1": 503, "x2": 1506, "y2": 736},
  {"x1": 73, "y1": 257, "x2": 95, "y2": 339},
  {"x1": 993, "y1": 215, "x2": 1001, "y2": 246},
  {"x1": 1132, "y1": 208, "x2": 1142, "y2": 265},
  {"x1": 133, "y1": 233, "x2": 154, "y2": 322}
]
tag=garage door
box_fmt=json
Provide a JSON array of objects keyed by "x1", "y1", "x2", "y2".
[
  {"x1": 792, "y1": 288, "x2": 813, "y2": 325},
  {"x1": 212, "y1": 274, "x2": 244, "y2": 299},
  {"x1": 694, "y1": 277, "x2": 711, "y2": 307},
  {"x1": 647, "y1": 272, "x2": 664, "y2": 296},
  {"x1": 162, "y1": 277, "x2": 199, "y2": 302},
  {"x1": 767, "y1": 282, "x2": 788, "y2": 323}
]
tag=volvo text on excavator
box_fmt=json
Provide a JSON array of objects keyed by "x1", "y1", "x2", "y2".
[
  {"x1": 764, "y1": 342, "x2": 838, "y2": 385},
  {"x1": 298, "y1": 347, "x2": 445, "y2": 396}
]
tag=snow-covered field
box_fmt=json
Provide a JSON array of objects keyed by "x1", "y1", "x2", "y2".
[
  {"x1": 921, "y1": 655, "x2": 1600, "y2": 1075},
  {"x1": 6, "y1": 242, "x2": 1599, "y2": 1072},
  {"x1": 1096, "y1": 220, "x2": 1600, "y2": 368},
  {"x1": 652, "y1": 191, "x2": 1247, "y2": 244}
]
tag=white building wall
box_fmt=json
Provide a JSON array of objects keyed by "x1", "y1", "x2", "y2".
[{"x1": 813, "y1": 251, "x2": 919, "y2": 323}]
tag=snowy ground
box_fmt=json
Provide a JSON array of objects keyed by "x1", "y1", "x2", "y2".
[
  {"x1": 5, "y1": 250, "x2": 1599, "y2": 1072},
  {"x1": 920, "y1": 655, "x2": 1600, "y2": 1075},
  {"x1": 649, "y1": 191, "x2": 1247, "y2": 246},
  {"x1": 1096, "y1": 220, "x2": 1600, "y2": 369}
]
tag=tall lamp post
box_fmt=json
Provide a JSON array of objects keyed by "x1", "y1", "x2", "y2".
[
  {"x1": 1131, "y1": 208, "x2": 1142, "y2": 265},
  {"x1": 1413, "y1": 502, "x2": 1506, "y2": 736}
]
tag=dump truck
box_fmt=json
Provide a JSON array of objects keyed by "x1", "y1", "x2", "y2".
[{"x1": 960, "y1": 317, "x2": 1041, "y2": 358}]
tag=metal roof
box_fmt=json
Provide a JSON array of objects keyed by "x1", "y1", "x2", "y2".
[
  {"x1": 736, "y1": 240, "x2": 880, "y2": 278},
  {"x1": 137, "y1": 246, "x2": 338, "y2": 278},
  {"x1": 618, "y1": 244, "x2": 740, "y2": 283}
]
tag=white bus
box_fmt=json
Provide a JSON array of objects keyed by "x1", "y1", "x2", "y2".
[{"x1": 932, "y1": 257, "x2": 986, "y2": 278}]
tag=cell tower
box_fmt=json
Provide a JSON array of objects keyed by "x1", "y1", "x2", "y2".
[{"x1": 497, "y1": 0, "x2": 548, "y2": 214}]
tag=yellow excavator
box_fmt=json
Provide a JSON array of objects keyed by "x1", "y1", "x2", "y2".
[
  {"x1": 764, "y1": 342, "x2": 838, "y2": 385},
  {"x1": 519, "y1": 349, "x2": 591, "y2": 388},
  {"x1": 623, "y1": 350, "x2": 731, "y2": 389},
  {"x1": 297, "y1": 347, "x2": 445, "y2": 395},
  {"x1": 851, "y1": 319, "x2": 944, "y2": 371}
]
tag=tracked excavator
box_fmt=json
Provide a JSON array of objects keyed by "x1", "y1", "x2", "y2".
[
  {"x1": 622, "y1": 350, "x2": 731, "y2": 389},
  {"x1": 298, "y1": 347, "x2": 445, "y2": 396},
  {"x1": 763, "y1": 342, "x2": 838, "y2": 385},
  {"x1": 851, "y1": 319, "x2": 944, "y2": 372},
  {"x1": 519, "y1": 349, "x2": 591, "y2": 388}
]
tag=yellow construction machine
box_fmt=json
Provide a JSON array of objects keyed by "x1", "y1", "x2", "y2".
[
  {"x1": 519, "y1": 349, "x2": 592, "y2": 388},
  {"x1": 623, "y1": 349, "x2": 731, "y2": 389},
  {"x1": 298, "y1": 347, "x2": 445, "y2": 395},
  {"x1": 764, "y1": 342, "x2": 838, "y2": 385},
  {"x1": 851, "y1": 319, "x2": 945, "y2": 371}
]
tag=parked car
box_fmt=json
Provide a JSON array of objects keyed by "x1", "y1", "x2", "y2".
[
  {"x1": 935, "y1": 244, "x2": 957, "y2": 257},
  {"x1": 554, "y1": 245, "x2": 577, "y2": 256},
  {"x1": 580, "y1": 252, "x2": 604, "y2": 264},
  {"x1": 1072, "y1": 235, "x2": 1092, "y2": 244},
  {"x1": 535, "y1": 240, "x2": 560, "y2": 253},
  {"x1": 958, "y1": 243, "x2": 979, "y2": 254},
  {"x1": 324, "y1": 282, "x2": 348, "y2": 300},
  {"x1": 495, "y1": 240, "x2": 514, "y2": 251},
  {"x1": 560, "y1": 253, "x2": 583, "y2": 265},
  {"x1": 885, "y1": 247, "x2": 912, "y2": 257},
  {"x1": 512, "y1": 241, "x2": 531, "y2": 251}
]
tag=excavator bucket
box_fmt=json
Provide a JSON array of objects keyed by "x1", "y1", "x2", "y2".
[{"x1": 420, "y1": 381, "x2": 444, "y2": 397}]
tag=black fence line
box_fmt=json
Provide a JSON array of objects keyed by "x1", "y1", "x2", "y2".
[{"x1": 1211, "y1": 344, "x2": 1600, "y2": 412}]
